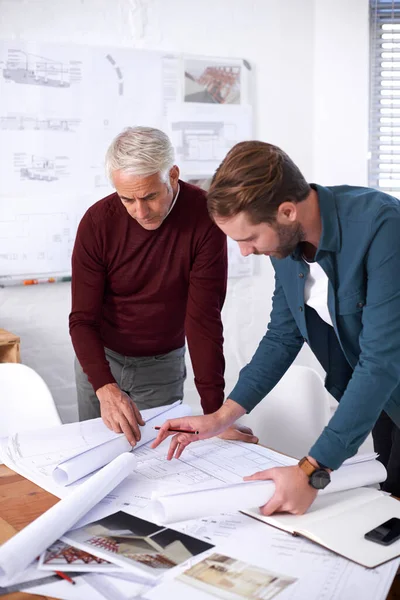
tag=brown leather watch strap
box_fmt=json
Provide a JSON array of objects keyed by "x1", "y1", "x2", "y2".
[{"x1": 298, "y1": 456, "x2": 318, "y2": 477}]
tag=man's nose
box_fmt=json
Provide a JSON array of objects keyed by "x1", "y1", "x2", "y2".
[
  {"x1": 136, "y1": 200, "x2": 149, "y2": 219},
  {"x1": 239, "y1": 243, "x2": 252, "y2": 257}
]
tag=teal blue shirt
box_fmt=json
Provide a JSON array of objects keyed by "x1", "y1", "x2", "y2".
[{"x1": 229, "y1": 184, "x2": 400, "y2": 469}]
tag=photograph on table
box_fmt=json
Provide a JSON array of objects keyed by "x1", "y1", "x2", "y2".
[
  {"x1": 178, "y1": 552, "x2": 297, "y2": 600},
  {"x1": 62, "y1": 511, "x2": 214, "y2": 580},
  {"x1": 39, "y1": 540, "x2": 123, "y2": 572}
]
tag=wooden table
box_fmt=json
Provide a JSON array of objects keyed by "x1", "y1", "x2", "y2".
[
  {"x1": 0, "y1": 464, "x2": 58, "y2": 600},
  {"x1": 1, "y1": 464, "x2": 400, "y2": 600},
  {"x1": 0, "y1": 329, "x2": 20, "y2": 364}
]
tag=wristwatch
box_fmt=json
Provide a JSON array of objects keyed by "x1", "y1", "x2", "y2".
[{"x1": 298, "y1": 457, "x2": 331, "y2": 490}]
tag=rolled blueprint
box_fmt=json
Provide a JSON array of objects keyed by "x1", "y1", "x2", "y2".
[
  {"x1": 152, "y1": 458, "x2": 387, "y2": 524},
  {"x1": 0, "y1": 452, "x2": 137, "y2": 582},
  {"x1": 152, "y1": 480, "x2": 276, "y2": 524},
  {"x1": 52, "y1": 402, "x2": 192, "y2": 486}
]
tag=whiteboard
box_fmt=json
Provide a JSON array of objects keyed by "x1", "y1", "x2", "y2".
[{"x1": 0, "y1": 41, "x2": 253, "y2": 282}]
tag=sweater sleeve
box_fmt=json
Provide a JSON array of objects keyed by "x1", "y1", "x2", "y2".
[
  {"x1": 69, "y1": 211, "x2": 116, "y2": 392},
  {"x1": 185, "y1": 222, "x2": 227, "y2": 414}
]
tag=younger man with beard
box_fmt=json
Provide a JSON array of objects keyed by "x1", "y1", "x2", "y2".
[{"x1": 153, "y1": 140, "x2": 400, "y2": 516}]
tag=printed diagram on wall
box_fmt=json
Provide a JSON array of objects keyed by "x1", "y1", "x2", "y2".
[
  {"x1": 16, "y1": 153, "x2": 69, "y2": 183},
  {"x1": 167, "y1": 102, "x2": 252, "y2": 177},
  {"x1": 0, "y1": 199, "x2": 82, "y2": 277},
  {"x1": 184, "y1": 59, "x2": 241, "y2": 105},
  {"x1": 3, "y1": 48, "x2": 82, "y2": 87},
  {"x1": 0, "y1": 42, "x2": 252, "y2": 280},
  {"x1": 0, "y1": 114, "x2": 81, "y2": 132},
  {"x1": 172, "y1": 120, "x2": 237, "y2": 162}
]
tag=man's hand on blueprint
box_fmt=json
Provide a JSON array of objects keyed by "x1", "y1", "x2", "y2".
[
  {"x1": 218, "y1": 424, "x2": 259, "y2": 444},
  {"x1": 244, "y1": 463, "x2": 318, "y2": 515},
  {"x1": 151, "y1": 399, "x2": 248, "y2": 459},
  {"x1": 97, "y1": 382, "x2": 145, "y2": 446}
]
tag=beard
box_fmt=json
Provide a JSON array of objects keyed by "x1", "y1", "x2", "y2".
[
  {"x1": 272, "y1": 221, "x2": 305, "y2": 258},
  {"x1": 249, "y1": 221, "x2": 305, "y2": 259}
]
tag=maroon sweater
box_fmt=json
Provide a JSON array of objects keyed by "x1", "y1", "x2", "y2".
[{"x1": 69, "y1": 180, "x2": 227, "y2": 414}]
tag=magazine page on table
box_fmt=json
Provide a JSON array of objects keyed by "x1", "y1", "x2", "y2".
[
  {"x1": 38, "y1": 540, "x2": 124, "y2": 573},
  {"x1": 62, "y1": 511, "x2": 214, "y2": 582}
]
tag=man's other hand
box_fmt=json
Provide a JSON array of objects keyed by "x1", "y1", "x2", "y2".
[
  {"x1": 218, "y1": 424, "x2": 259, "y2": 444},
  {"x1": 96, "y1": 383, "x2": 145, "y2": 446},
  {"x1": 244, "y1": 464, "x2": 318, "y2": 516}
]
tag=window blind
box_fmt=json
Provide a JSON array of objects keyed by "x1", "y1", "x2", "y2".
[{"x1": 370, "y1": 0, "x2": 400, "y2": 193}]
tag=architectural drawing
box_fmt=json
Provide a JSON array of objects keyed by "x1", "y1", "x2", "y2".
[
  {"x1": 16, "y1": 154, "x2": 69, "y2": 182},
  {"x1": 0, "y1": 115, "x2": 80, "y2": 132},
  {"x1": 0, "y1": 41, "x2": 252, "y2": 279},
  {"x1": 0, "y1": 209, "x2": 76, "y2": 276},
  {"x1": 185, "y1": 60, "x2": 241, "y2": 104},
  {"x1": 172, "y1": 120, "x2": 235, "y2": 162},
  {"x1": 2, "y1": 48, "x2": 81, "y2": 87}
]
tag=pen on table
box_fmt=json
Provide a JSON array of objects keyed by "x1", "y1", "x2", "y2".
[
  {"x1": 23, "y1": 276, "x2": 72, "y2": 285},
  {"x1": 154, "y1": 426, "x2": 199, "y2": 435},
  {"x1": 23, "y1": 277, "x2": 56, "y2": 285},
  {"x1": 54, "y1": 570, "x2": 76, "y2": 585},
  {"x1": 0, "y1": 275, "x2": 72, "y2": 287}
]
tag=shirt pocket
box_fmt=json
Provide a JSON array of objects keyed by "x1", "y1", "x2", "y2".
[
  {"x1": 336, "y1": 290, "x2": 366, "y2": 315},
  {"x1": 336, "y1": 290, "x2": 365, "y2": 366},
  {"x1": 337, "y1": 289, "x2": 365, "y2": 316}
]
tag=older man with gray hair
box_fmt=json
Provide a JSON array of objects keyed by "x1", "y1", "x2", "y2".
[{"x1": 69, "y1": 126, "x2": 257, "y2": 447}]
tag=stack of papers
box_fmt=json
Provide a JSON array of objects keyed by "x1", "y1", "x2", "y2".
[{"x1": 0, "y1": 403, "x2": 399, "y2": 600}]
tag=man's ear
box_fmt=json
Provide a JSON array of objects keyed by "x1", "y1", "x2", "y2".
[
  {"x1": 276, "y1": 201, "x2": 297, "y2": 224},
  {"x1": 169, "y1": 165, "x2": 180, "y2": 186}
]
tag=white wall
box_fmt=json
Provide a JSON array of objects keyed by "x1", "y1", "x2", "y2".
[
  {"x1": 313, "y1": 0, "x2": 369, "y2": 186},
  {"x1": 0, "y1": 0, "x2": 369, "y2": 421}
]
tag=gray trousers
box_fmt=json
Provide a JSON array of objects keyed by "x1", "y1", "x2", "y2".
[{"x1": 75, "y1": 346, "x2": 186, "y2": 421}]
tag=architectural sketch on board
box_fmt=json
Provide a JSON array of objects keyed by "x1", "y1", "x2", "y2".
[
  {"x1": 2, "y1": 48, "x2": 82, "y2": 87},
  {"x1": 0, "y1": 115, "x2": 81, "y2": 132},
  {"x1": 185, "y1": 59, "x2": 241, "y2": 104},
  {"x1": 171, "y1": 120, "x2": 238, "y2": 163},
  {"x1": 16, "y1": 153, "x2": 69, "y2": 183},
  {"x1": 0, "y1": 41, "x2": 252, "y2": 280}
]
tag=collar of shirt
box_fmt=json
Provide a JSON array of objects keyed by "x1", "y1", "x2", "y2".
[
  {"x1": 291, "y1": 183, "x2": 341, "y2": 262},
  {"x1": 162, "y1": 183, "x2": 180, "y2": 223}
]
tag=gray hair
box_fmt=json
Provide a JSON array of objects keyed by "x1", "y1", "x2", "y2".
[{"x1": 105, "y1": 126, "x2": 175, "y2": 182}]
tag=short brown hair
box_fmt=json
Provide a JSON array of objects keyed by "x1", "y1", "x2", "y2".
[{"x1": 207, "y1": 141, "x2": 310, "y2": 223}]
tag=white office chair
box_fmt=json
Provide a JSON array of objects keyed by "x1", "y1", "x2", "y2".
[
  {"x1": 238, "y1": 365, "x2": 331, "y2": 459},
  {"x1": 0, "y1": 363, "x2": 61, "y2": 437}
]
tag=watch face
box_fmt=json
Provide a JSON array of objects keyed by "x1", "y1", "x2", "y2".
[{"x1": 310, "y1": 469, "x2": 331, "y2": 490}]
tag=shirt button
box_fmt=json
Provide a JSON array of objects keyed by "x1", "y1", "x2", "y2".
[
  {"x1": 357, "y1": 302, "x2": 364, "y2": 308},
  {"x1": 299, "y1": 273, "x2": 304, "y2": 278},
  {"x1": 299, "y1": 306, "x2": 303, "y2": 312}
]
